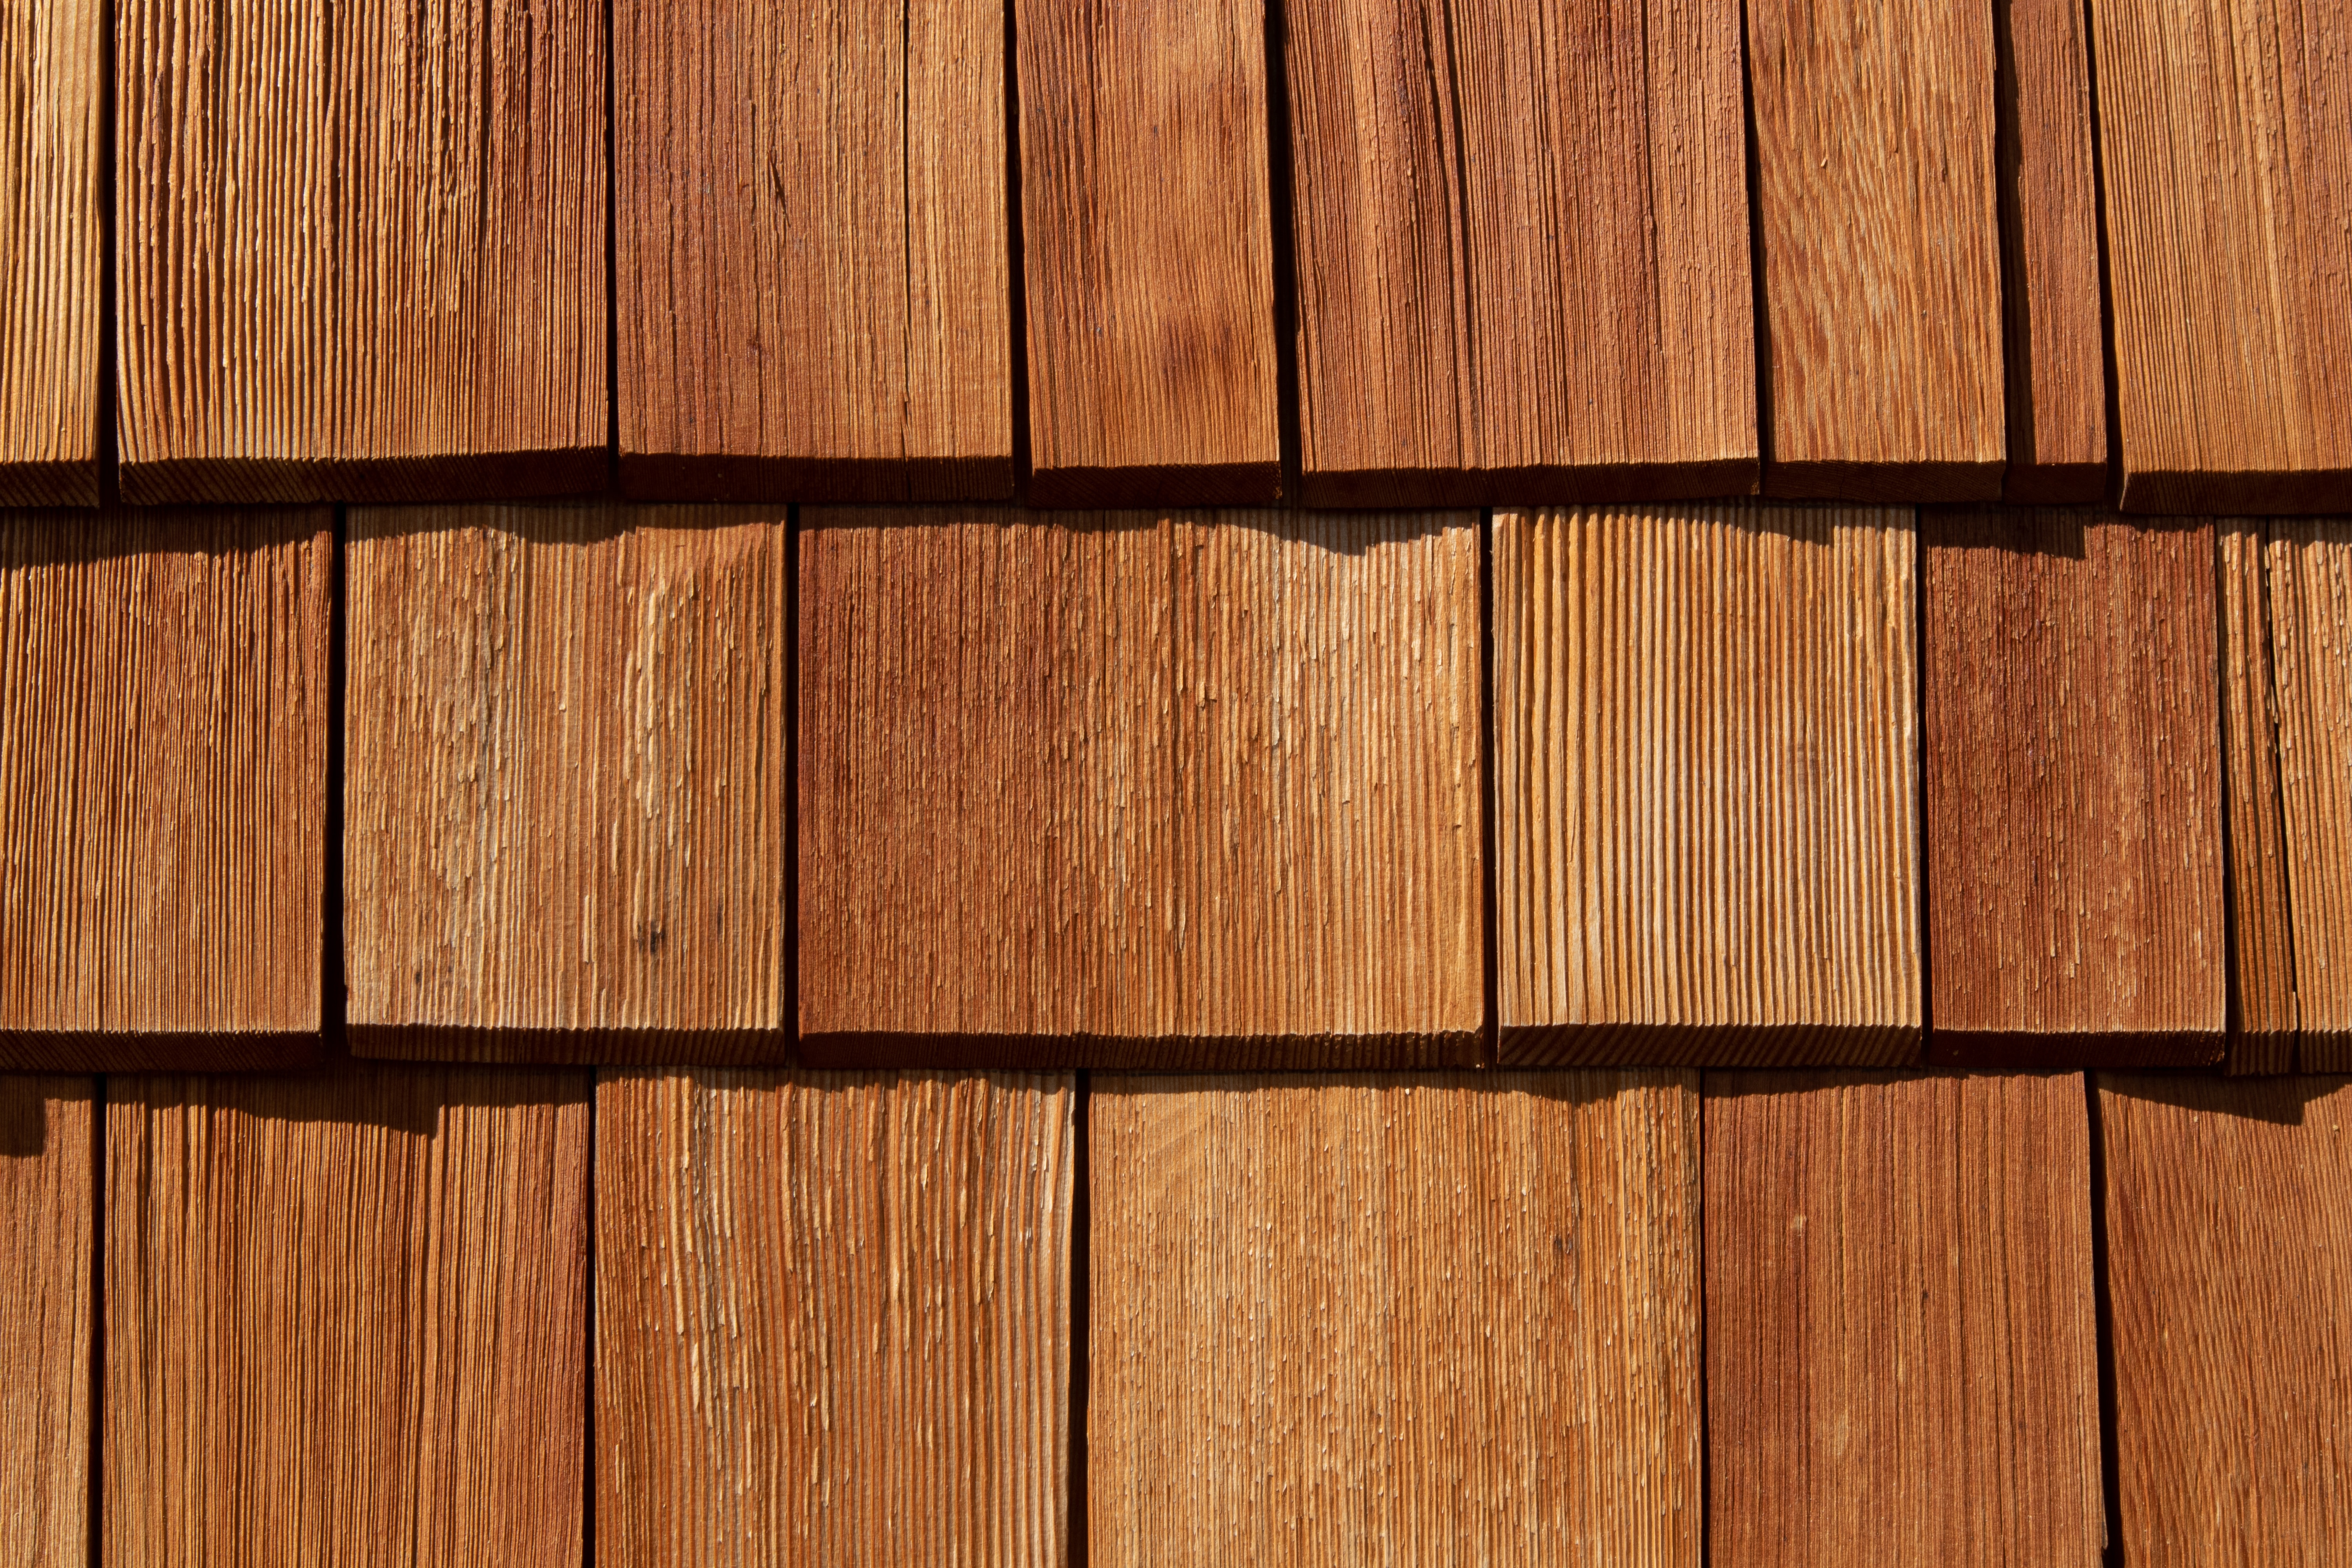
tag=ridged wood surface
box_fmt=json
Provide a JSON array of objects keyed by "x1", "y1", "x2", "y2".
[
  {"x1": 1016, "y1": 0, "x2": 1279, "y2": 506},
  {"x1": 1283, "y1": 0, "x2": 1755, "y2": 506},
  {"x1": 0, "y1": 1077, "x2": 90, "y2": 1568},
  {"x1": 2094, "y1": 0, "x2": 2352, "y2": 513},
  {"x1": 346, "y1": 505, "x2": 788, "y2": 1062},
  {"x1": 2268, "y1": 521, "x2": 2352, "y2": 1065},
  {"x1": 0, "y1": 0, "x2": 100, "y2": 505},
  {"x1": 2100, "y1": 1074, "x2": 2352, "y2": 1559},
  {"x1": 2219, "y1": 520, "x2": 2300, "y2": 1068},
  {"x1": 0, "y1": 510, "x2": 329, "y2": 1063},
  {"x1": 1091, "y1": 1072, "x2": 1700, "y2": 1568},
  {"x1": 116, "y1": 0, "x2": 606, "y2": 503},
  {"x1": 615, "y1": 0, "x2": 1010, "y2": 502},
  {"x1": 1747, "y1": 0, "x2": 2005, "y2": 500},
  {"x1": 798, "y1": 508, "x2": 1484, "y2": 1067},
  {"x1": 1707, "y1": 1071, "x2": 2105, "y2": 1568},
  {"x1": 1994, "y1": 0, "x2": 2107, "y2": 503},
  {"x1": 1494, "y1": 504, "x2": 1919, "y2": 1065},
  {"x1": 106, "y1": 1064, "x2": 590, "y2": 1568},
  {"x1": 597, "y1": 1069, "x2": 1071, "y2": 1568},
  {"x1": 1925, "y1": 511, "x2": 2223, "y2": 1063}
]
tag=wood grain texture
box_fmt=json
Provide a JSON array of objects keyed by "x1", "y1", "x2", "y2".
[
  {"x1": 0, "y1": 510, "x2": 329, "y2": 1066},
  {"x1": 799, "y1": 508, "x2": 1483, "y2": 1067},
  {"x1": 346, "y1": 505, "x2": 788, "y2": 1063},
  {"x1": 116, "y1": 0, "x2": 606, "y2": 503},
  {"x1": 0, "y1": 0, "x2": 100, "y2": 505},
  {"x1": 1707, "y1": 1071, "x2": 2104, "y2": 1568},
  {"x1": 1283, "y1": 0, "x2": 1755, "y2": 507},
  {"x1": 2100, "y1": 1074, "x2": 2352, "y2": 1560},
  {"x1": 1747, "y1": 0, "x2": 2005, "y2": 501},
  {"x1": 1091, "y1": 1072, "x2": 1700, "y2": 1568},
  {"x1": 1925, "y1": 511, "x2": 2223, "y2": 1064},
  {"x1": 2094, "y1": 0, "x2": 2352, "y2": 513},
  {"x1": 597, "y1": 1069, "x2": 1071, "y2": 1568},
  {"x1": 615, "y1": 0, "x2": 1010, "y2": 502},
  {"x1": 1494, "y1": 503, "x2": 1919, "y2": 1065},
  {"x1": 2220, "y1": 519, "x2": 2300, "y2": 1068},
  {"x1": 2268, "y1": 521, "x2": 2352, "y2": 1067},
  {"x1": 1994, "y1": 0, "x2": 2107, "y2": 503},
  {"x1": 0, "y1": 1078, "x2": 91, "y2": 1568},
  {"x1": 1017, "y1": 0, "x2": 1279, "y2": 506},
  {"x1": 106, "y1": 1064, "x2": 588, "y2": 1568}
]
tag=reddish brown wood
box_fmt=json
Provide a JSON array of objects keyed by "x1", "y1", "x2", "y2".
[
  {"x1": 106, "y1": 1063, "x2": 589, "y2": 1568},
  {"x1": 2101, "y1": 1073, "x2": 2352, "y2": 1557},
  {"x1": 1925, "y1": 511, "x2": 2223, "y2": 1064},
  {"x1": 1994, "y1": 0, "x2": 2108, "y2": 503},
  {"x1": 1016, "y1": 0, "x2": 1279, "y2": 506},
  {"x1": 797, "y1": 507, "x2": 1484, "y2": 1067},
  {"x1": 0, "y1": 0, "x2": 101, "y2": 505},
  {"x1": 596, "y1": 1069, "x2": 1071, "y2": 1567},
  {"x1": 1707, "y1": 1071, "x2": 2105, "y2": 1568},
  {"x1": 0, "y1": 1077, "x2": 91, "y2": 1568},
  {"x1": 2095, "y1": 0, "x2": 2352, "y2": 512},
  {"x1": 1282, "y1": 0, "x2": 1756, "y2": 506},
  {"x1": 614, "y1": 0, "x2": 1011, "y2": 502},
  {"x1": 344, "y1": 505, "x2": 790, "y2": 1064},
  {"x1": 1748, "y1": 0, "x2": 2006, "y2": 500},
  {"x1": 1092, "y1": 1072, "x2": 1701, "y2": 1567},
  {"x1": 116, "y1": 0, "x2": 606, "y2": 503},
  {"x1": 0, "y1": 510, "x2": 330, "y2": 1067}
]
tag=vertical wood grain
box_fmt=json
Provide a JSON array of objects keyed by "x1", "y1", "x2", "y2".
[
  {"x1": 2219, "y1": 519, "x2": 2300, "y2": 1068},
  {"x1": 105, "y1": 1064, "x2": 589, "y2": 1568},
  {"x1": 1017, "y1": 0, "x2": 1279, "y2": 505},
  {"x1": 2093, "y1": 0, "x2": 2352, "y2": 513},
  {"x1": 615, "y1": 0, "x2": 1010, "y2": 501},
  {"x1": 2268, "y1": 521, "x2": 2352, "y2": 1065},
  {"x1": 596, "y1": 1069, "x2": 1071, "y2": 1568},
  {"x1": 345, "y1": 505, "x2": 789, "y2": 1063},
  {"x1": 2101, "y1": 1074, "x2": 2352, "y2": 1558},
  {"x1": 116, "y1": 0, "x2": 607, "y2": 503},
  {"x1": 1993, "y1": 0, "x2": 2107, "y2": 503},
  {"x1": 0, "y1": 1077, "x2": 91, "y2": 1568},
  {"x1": 1283, "y1": 0, "x2": 1755, "y2": 506},
  {"x1": 1091, "y1": 1072, "x2": 1701, "y2": 1568},
  {"x1": 1706, "y1": 1071, "x2": 2105, "y2": 1568},
  {"x1": 797, "y1": 508, "x2": 1483, "y2": 1066},
  {"x1": 1747, "y1": 0, "x2": 2005, "y2": 500},
  {"x1": 0, "y1": 0, "x2": 100, "y2": 505},
  {"x1": 1494, "y1": 503, "x2": 1919, "y2": 1065},
  {"x1": 1925, "y1": 511, "x2": 2223, "y2": 1063},
  {"x1": 0, "y1": 510, "x2": 329, "y2": 1065}
]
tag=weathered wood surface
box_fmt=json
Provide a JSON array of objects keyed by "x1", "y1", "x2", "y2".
[
  {"x1": 116, "y1": 0, "x2": 606, "y2": 503},
  {"x1": 798, "y1": 508, "x2": 1484, "y2": 1067},
  {"x1": 2220, "y1": 519, "x2": 2302, "y2": 1069},
  {"x1": 0, "y1": 1077, "x2": 91, "y2": 1568},
  {"x1": 346, "y1": 505, "x2": 789, "y2": 1063},
  {"x1": 0, "y1": 510, "x2": 329, "y2": 1065},
  {"x1": 597, "y1": 1069, "x2": 1071, "y2": 1568},
  {"x1": 1994, "y1": 0, "x2": 2107, "y2": 503},
  {"x1": 2094, "y1": 0, "x2": 2352, "y2": 512},
  {"x1": 2265, "y1": 521, "x2": 2352, "y2": 1067},
  {"x1": 1494, "y1": 503, "x2": 1918, "y2": 1065},
  {"x1": 615, "y1": 0, "x2": 1010, "y2": 502},
  {"x1": 1091, "y1": 1072, "x2": 1700, "y2": 1568},
  {"x1": 0, "y1": 0, "x2": 100, "y2": 505},
  {"x1": 1283, "y1": 0, "x2": 1754, "y2": 506},
  {"x1": 1925, "y1": 511, "x2": 2223, "y2": 1064},
  {"x1": 106, "y1": 1064, "x2": 589, "y2": 1568},
  {"x1": 2100, "y1": 1074, "x2": 2352, "y2": 1558},
  {"x1": 1747, "y1": 0, "x2": 2005, "y2": 500},
  {"x1": 1017, "y1": 0, "x2": 1279, "y2": 506},
  {"x1": 1707, "y1": 1071, "x2": 2105, "y2": 1568}
]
